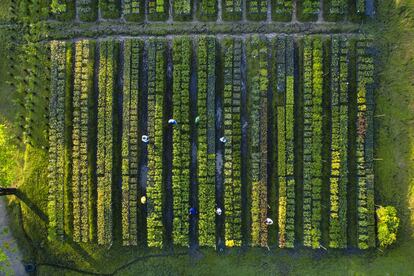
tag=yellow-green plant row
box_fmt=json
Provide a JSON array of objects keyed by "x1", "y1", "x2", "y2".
[
  {"x1": 302, "y1": 36, "x2": 323, "y2": 249},
  {"x1": 172, "y1": 37, "x2": 192, "y2": 246},
  {"x1": 275, "y1": 36, "x2": 295, "y2": 248},
  {"x1": 222, "y1": 37, "x2": 243, "y2": 248},
  {"x1": 247, "y1": 35, "x2": 269, "y2": 247},
  {"x1": 329, "y1": 36, "x2": 349, "y2": 248},
  {"x1": 197, "y1": 36, "x2": 217, "y2": 247},
  {"x1": 48, "y1": 41, "x2": 68, "y2": 240},
  {"x1": 72, "y1": 40, "x2": 95, "y2": 243},
  {"x1": 356, "y1": 38, "x2": 375, "y2": 249},
  {"x1": 146, "y1": 39, "x2": 166, "y2": 248},
  {"x1": 96, "y1": 40, "x2": 116, "y2": 245},
  {"x1": 122, "y1": 39, "x2": 142, "y2": 246}
]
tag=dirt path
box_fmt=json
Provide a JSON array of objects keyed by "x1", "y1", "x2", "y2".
[{"x1": 0, "y1": 198, "x2": 27, "y2": 276}]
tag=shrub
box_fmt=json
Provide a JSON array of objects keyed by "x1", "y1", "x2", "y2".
[
  {"x1": 0, "y1": 125, "x2": 20, "y2": 187},
  {"x1": 377, "y1": 206, "x2": 399, "y2": 248}
]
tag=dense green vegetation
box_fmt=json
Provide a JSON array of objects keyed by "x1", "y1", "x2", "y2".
[{"x1": 1, "y1": 0, "x2": 414, "y2": 275}]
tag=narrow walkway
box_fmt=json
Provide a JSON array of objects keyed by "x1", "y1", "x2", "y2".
[{"x1": 0, "y1": 198, "x2": 26, "y2": 276}]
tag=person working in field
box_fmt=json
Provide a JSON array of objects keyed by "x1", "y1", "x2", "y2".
[{"x1": 216, "y1": 207, "x2": 222, "y2": 216}]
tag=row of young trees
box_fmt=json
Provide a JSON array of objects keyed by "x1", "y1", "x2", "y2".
[
  {"x1": 302, "y1": 36, "x2": 323, "y2": 249},
  {"x1": 356, "y1": 39, "x2": 375, "y2": 249},
  {"x1": 276, "y1": 36, "x2": 295, "y2": 248},
  {"x1": 96, "y1": 40, "x2": 117, "y2": 245},
  {"x1": 172, "y1": 37, "x2": 192, "y2": 246},
  {"x1": 121, "y1": 39, "x2": 142, "y2": 246},
  {"x1": 72, "y1": 40, "x2": 95, "y2": 243},
  {"x1": 146, "y1": 39, "x2": 166, "y2": 247},
  {"x1": 222, "y1": 37, "x2": 243, "y2": 247},
  {"x1": 328, "y1": 36, "x2": 349, "y2": 248},
  {"x1": 48, "y1": 41, "x2": 68, "y2": 240},
  {"x1": 197, "y1": 36, "x2": 217, "y2": 247},
  {"x1": 247, "y1": 36, "x2": 269, "y2": 247}
]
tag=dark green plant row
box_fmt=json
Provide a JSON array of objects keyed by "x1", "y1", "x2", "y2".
[
  {"x1": 275, "y1": 36, "x2": 295, "y2": 248},
  {"x1": 328, "y1": 36, "x2": 349, "y2": 249},
  {"x1": 246, "y1": 35, "x2": 269, "y2": 247},
  {"x1": 96, "y1": 40, "x2": 117, "y2": 245},
  {"x1": 71, "y1": 40, "x2": 95, "y2": 243},
  {"x1": 222, "y1": 37, "x2": 243, "y2": 248},
  {"x1": 146, "y1": 39, "x2": 166, "y2": 248},
  {"x1": 172, "y1": 37, "x2": 192, "y2": 247},
  {"x1": 121, "y1": 39, "x2": 142, "y2": 246},
  {"x1": 8, "y1": 0, "x2": 373, "y2": 23},
  {"x1": 302, "y1": 36, "x2": 323, "y2": 249},
  {"x1": 197, "y1": 36, "x2": 217, "y2": 247},
  {"x1": 43, "y1": 35, "x2": 376, "y2": 249},
  {"x1": 48, "y1": 41, "x2": 68, "y2": 241},
  {"x1": 355, "y1": 38, "x2": 375, "y2": 249}
]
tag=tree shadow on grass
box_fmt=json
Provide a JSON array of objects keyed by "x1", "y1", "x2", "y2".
[{"x1": 14, "y1": 191, "x2": 98, "y2": 269}]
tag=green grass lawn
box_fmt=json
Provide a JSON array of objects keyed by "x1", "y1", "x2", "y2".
[{"x1": 1, "y1": 0, "x2": 414, "y2": 274}]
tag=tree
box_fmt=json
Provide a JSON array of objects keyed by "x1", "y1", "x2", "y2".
[{"x1": 376, "y1": 206, "x2": 400, "y2": 248}]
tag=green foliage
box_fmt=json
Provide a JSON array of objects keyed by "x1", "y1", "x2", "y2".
[
  {"x1": 0, "y1": 125, "x2": 19, "y2": 187},
  {"x1": 99, "y1": 0, "x2": 121, "y2": 19},
  {"x1": 197, "y1": 0, "x2": 217, "y2": 20},
  {"x1": 377, "y1": 206, "x2": 399, "y2": 248},
  {"x1": 222, "y1": 37, "x2": 242, "y2": 247},
  {"x1": 272, "y1": 0, "x2": 292, "y2": 21},
  {"x1": 171, "y1": 37, "x2": 191, "y2": 246},
  {"x1": 121, "y1": 39, "x2": 142, "y2": 246},
  {"x1": 197, "y1": 36, "x2": 216, "y2": 247},
  {"x1": 247, "y1": 0, "x2": 267, "y2": 20},
  {"x1": 247, "y1": 35, "x2": 269, "y2": 247},
  {"x1": 222, "y1": 0, "x2": 242, "y2": 20}
]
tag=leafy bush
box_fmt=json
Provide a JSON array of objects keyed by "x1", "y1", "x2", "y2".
[
  {"x1": 376, "y1": 206, "x2": 400, "y2": 248},
  {"x1": 0, "y1": 125, "x2": 19, "y2": 187}
]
